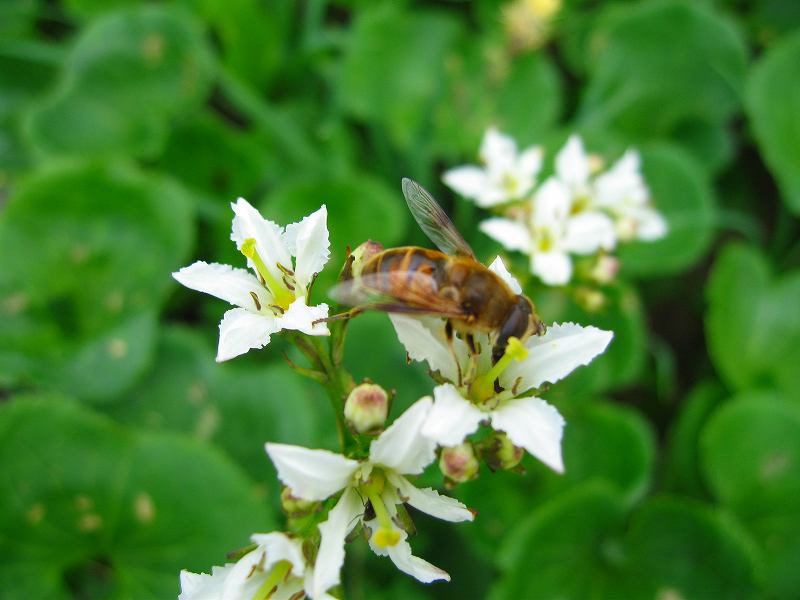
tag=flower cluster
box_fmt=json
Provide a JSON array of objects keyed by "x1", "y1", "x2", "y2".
[
  {"x1": 174, "y1": 193, "x2": 612, "y2": 599},
  {"x1": 444, "y1": 128, "x2": 667, "y2": 286}
]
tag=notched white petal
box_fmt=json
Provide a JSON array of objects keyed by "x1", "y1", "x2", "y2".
[
  {"x1": 265, "y1": 443, "x2": 359, "y2": 501},
  {"x1": 386, "y1": 537, "x2": 450, "y2": 584},
  {"x1": 500, "y1": 322, "x2": 613, "y2": 393},
  {"x1": 388, "y1": 472, "x2": 474, "y2": 523},
  {"x1": 487, "y1": 256, "x2": 522, "y2": 294},
  {"x1": 179, "y1": 564, "x2": 234, "y2": 600},
  {"x1": 249, "y1": 532, "x2": 306, "y2": 578},
  {"x1": 172, "y1": 261, "x2": 269, "y2": 309},
  {"x1": 389, "y1": 315, "x2": 464, "y2": 383},
  {"x1": 314, "y1": 487, "x2": 362, "y2": 599},
  {"x1": 217, "y1": 308, "x2": 277, "y2": 362},
  {"x1": 230, "y1": 197, "x2": 291, "y2": 280},
  {"x1": 283, "y1": 205, "x2": 330, "y2": 291},
  {"x1": 531, "y1": 251, "x2": 572, "y2": 286},
  {"x1": 490, "y1": 397, "x2": 566, "y2": 473},
  {"x1": 421, "y1": 384, "x2": 484, "y2": 447},
  {"x1": 370, "y1": 397, "x2": 436, "y2": 475},
  {"x1": 479, "y1": 218, "x2": 531, "y2": 253},
  {"x1": 442, "y1": 166, "x2": 489, "y2": 201},
  {"x1": 278, "y1": 297, "x2": 330, "y2": 336},
  {"x1": 556, "y1": 134, "x2": 590, "y2": 189}
]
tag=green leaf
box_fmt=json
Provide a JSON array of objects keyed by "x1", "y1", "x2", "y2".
[
  {"x1": 25, "y1": 5, "x2": 215, "y2": 159},
  {"x1": 493, "y1": 485, "x2": 760, "y2": 600},
  {"x1": 705, "y1": 242, "x2": 800, "y2": 398},
  {"x1": 662, "y1": 379, "x2": 726, "y2": 497},
  {"x1": 555, "y1": 401, "x2": 655, "y2": 506},
  {"x1": 701, "y1": 393, "x2": 800, "y2": 597},
  {"x1": 617, "y1": 143, "x2": 717, "y2": 276},
  {"x1": 0, "y1": 395, "x2": 271, "y2": 600},
  {"x1": 339, "y1": 4, "x2": 460, "y2": 151},
  {"x1": 107, "y1": 327, "x2": 328, "y2": 481},
  {"x1": 492, "y1": 484, "x2": 626, "y2": 600},
  {"x1": 624, "y1": 497, "x2": 760, "y2": 600},
  {"x1": 580, "y1": 0, "x2": 747, "y2": 173},
  {"x1": 432, "y1": 48, "x2": 562, "y2": 159},
  {"x1": 537, "y1": 283, "x2": 647, "y2": 397},
  {"x1": 0, "y1": 161, "x2": 194, "y2": 400},
  {"x1": 746, "y1": 31, "x2": 800, "y2": 214}
]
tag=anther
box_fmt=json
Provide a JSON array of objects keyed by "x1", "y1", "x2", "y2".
[
  {"x1": 249, "y1": 291, "x2": 262, "y2": 311},
  {"x1": 277, "y1": 262, "x2": 294, "y2": 276}
]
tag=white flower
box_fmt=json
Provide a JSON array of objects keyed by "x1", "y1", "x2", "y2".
[
  {"x1": 389, "y1": 257, "x2": 613, "y2": 472},
  {"x1": 480, "y1": 180, "x2": 616, "y2": 285},
  {"x1": 443, "y1": 127, "x2": 543, "y2": 208},
  {"x1": 266, "y1": 399, "x2": 474, "y2": 596},
  {"x1": 178, "y1": 531, "x2": 331, "y2": 600},
  {"x1": 594, "y1": 150, "x2": 668, "y2": 242},
  {"x1": 173, "y1": 199, "x2": 331, "y2": 361}
]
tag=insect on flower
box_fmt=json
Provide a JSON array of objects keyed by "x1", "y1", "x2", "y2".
[{"x1": 325, "y1": 178, "x2": 546, "y2": 367}]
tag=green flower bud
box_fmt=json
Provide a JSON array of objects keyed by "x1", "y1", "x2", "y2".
[
  {"x1": 439, "y1": 443, "x2": 479, "y2": 483},
  {"x1": 344, "y1": 383, "x2": 389, "y2": 435},
  {"x1": 280, "y1": 487, "x2": 320, "y2": 517},
  {"x1": 481, "y1": 432, "x2": 524, "y2": 471}
]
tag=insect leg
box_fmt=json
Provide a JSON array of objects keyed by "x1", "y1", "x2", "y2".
[
  {"x1": 312, "y1": 307, "x2": 365, "y2": 326},
  {"x1": 444, "y1": 320, "x2": 463, "y2": 387}
]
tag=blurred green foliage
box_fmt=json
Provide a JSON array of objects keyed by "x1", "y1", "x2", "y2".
[{"x1": 1, "y1": 0, "x2": 799, "y2": 598}]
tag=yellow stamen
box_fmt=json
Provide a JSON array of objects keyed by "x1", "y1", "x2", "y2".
[
  {"x1": 361, "y1": 472, "x2": 400, "y2": 549},
  {"x1": 252, "y1": 559, "x2": 291, "y2": 600},
  {"x1": 470, "y1": 337, "x2": 528, "y2": 403},
  {"x1": 241, "y1": 238, "x2": 295, "y2": 309}
]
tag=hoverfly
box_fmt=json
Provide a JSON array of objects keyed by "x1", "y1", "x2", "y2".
[{"x1": 329, "y1": 178, "x2": 545, "y2": 365}]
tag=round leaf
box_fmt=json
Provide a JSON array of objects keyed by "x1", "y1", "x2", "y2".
[
  {"x1": 0, "y1": 396, "x2": 271, "y2": 600},
  {"x1": 25, "y1": 5, "x2": 215, "y2": 159},
  {"x1": 0, "y1": 161, "x2": 195, "y2": 400},
  {"x1": 746, "y1": 31, "x2": 800, "y2": 214}
]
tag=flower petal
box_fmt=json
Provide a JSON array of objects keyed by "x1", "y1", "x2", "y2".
[
  {"x1": 533, "y1": 178, "x2": 571, "y2": 228},
  {"x1": 555, "y1": 134, "x2": 590, "y2": 189},
  {"x1": 387, "y1": 472, "x2": 474, "y2": 522},
  {"x1": 230, "y1": 198, "x2": 291, "y2": 283},
  {"x1": 369, "y1": 397, "x2": 437, "y2": 475},
  {"x1": 249, "y1": 532, "x2": 306, "y2": 578},
  {"x1": 487, "y1": 256, "x2": 522, "y2": 294},
  {"x1": 500, "y1": 322, "x2": 613, "y2": 393},
  {"x1": 386, "y1": 536, "x2": 450, "y2": 583},
  {"x1": 563, "y1": 212, "x2": 617, "y2": 254},
  {"x1": 173, "y1": 261, "x2": 270, "y2": 309},
  {"x1": 221, "y1": 549, "x2": 272, "y2": 600},
  {"x1": 631, "y1": 206, "x2": 668, "y2": 241},
  {"x1": 531, "y1": 250, "x2": 572, "y2": 286},
  {"x1": 442, "y1": 166, "x2": 490, "y2": 201},
  {"x1": 265, "y1": 443, "x2": 359, "y2": 501},
  {"x1": 179, "y1": 565, "x2": 234, "y2": 600},
  {"x1": 283, "y1": 205, "x2": 330, "y2": 292},
  {"x1": 389, "y1": 315, "x2": 464, "y2": 383},
  {"x1": 421, "y1": 384, "x2": 484, "y2": 447},
  {"x1": 490, "y1": 397, "x2": 565, "y2": 473},
  {"x1": 313, "y1": 486, "x2": 362, "y2": 599},
  {"x1": 480, "y1": 127, "x2": 516, "y2": 171},
  {"x1": 517, "y1": 146, "x2": 544, "y2": 183},
  {"x1": 479, "y1": 218, "x2": 531, "y2": 253},
  {"x1": 217, "y1": 308, "x2": 278, "y2": 362},
  {"x1": 277, "y1": 297, "x2": 330, "y2": 336}
]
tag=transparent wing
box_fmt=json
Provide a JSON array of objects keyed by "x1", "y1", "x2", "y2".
[
  {"x1": 329, "y1": 272, "x2": 468, "y2": 319},
  {"x1": 402, "y1": 178, "x2": 476, "y2": 258}
]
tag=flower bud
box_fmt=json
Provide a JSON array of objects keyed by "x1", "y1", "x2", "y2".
[
  {"x1": 348, "y1": 240, "x2": 384, "y2": 278},
  {"x1": 439, "y1": 443, "x2": 479, "y2": 483},
  {"x1": 344, "y1": 383, "x2": 389, "y2": 434},
  {"x1": 573, "y1": 286, "x2": 606, "y2": 313},
  {"x1": 589, "y1": 255, "x2": 620, "y2": 285},
  {"x1": 481, "y1": 432, "x2": 524, "y2": 471},
  {"x1": 280, "y1": 487, "x2": 319, "y2": 518}
]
